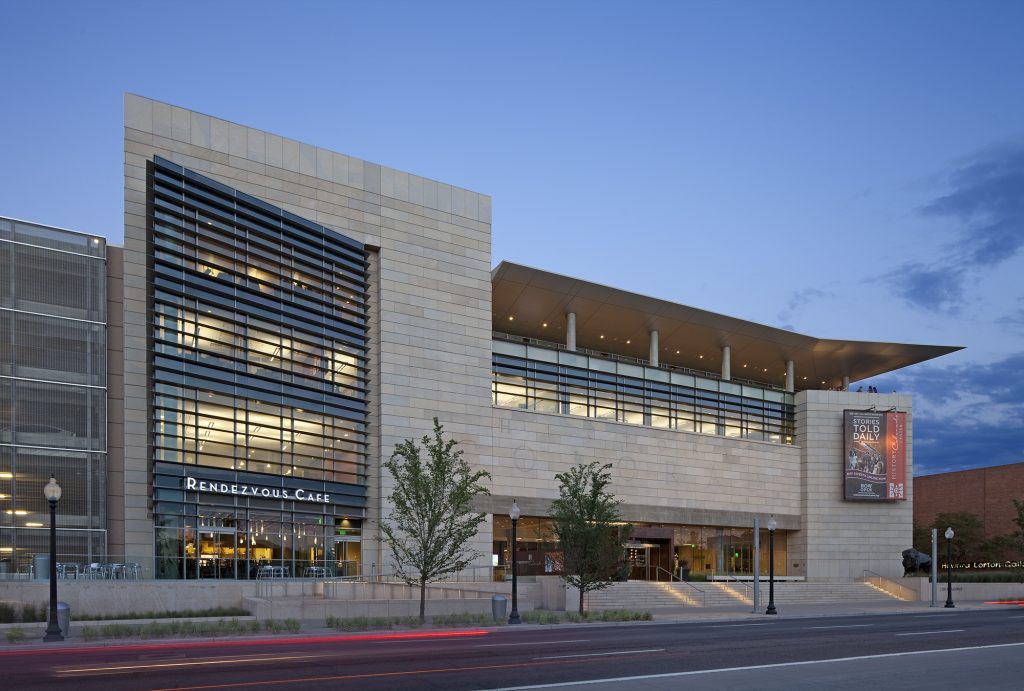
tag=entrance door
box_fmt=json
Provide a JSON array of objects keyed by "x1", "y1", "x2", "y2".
[
  {"x1": 331, "y1": 537, "x2": 361, "y2": 577},
  {"x1": 197, "y1": 527, "x2": 238, "y2": 579}
]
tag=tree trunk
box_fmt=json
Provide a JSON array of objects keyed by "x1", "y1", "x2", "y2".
[
  {"x1": 419, "y1": 578, "x2": 427, "y2": 623},
  {"x1": 578, "y1": 581, "x2": 586, "y2": 615}
]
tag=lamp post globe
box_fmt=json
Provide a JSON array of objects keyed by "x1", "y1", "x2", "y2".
[
  {"x1": 765, "y1": 514, "x2": 778, "y2": 615},
  {"x1": 508, "y1": 500, "x2": 522, "y2": 624},
  {"x1": 42, "y1": 475, "x2": 64, "y2": 642},
  {"x1": 944, "y1": 526, "x2": 955, "y2": 609}
]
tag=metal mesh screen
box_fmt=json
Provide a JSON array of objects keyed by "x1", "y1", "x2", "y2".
[{"x1": 0, "y1": 218, "x2": 107, "y2": 573}]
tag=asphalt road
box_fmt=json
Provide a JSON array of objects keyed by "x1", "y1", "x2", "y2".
[{"x1": 3, "y1": 607, "x2": 1024, "y2": 690}]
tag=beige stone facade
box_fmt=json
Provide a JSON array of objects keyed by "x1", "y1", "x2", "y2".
[
  {"x1": 108, "y1": 94, "x2": 930, "y2": 584},
  {"x1": 120, "y1": 94, "x2": 493, "y2": 571}
]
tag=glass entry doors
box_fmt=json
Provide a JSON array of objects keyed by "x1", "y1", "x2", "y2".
[
  {"x1": 331, "y1": 536, "x2": 361, "y2": 577},
  {"x1": 197, "y1": 525, "x2": 239, "y2": 578}
]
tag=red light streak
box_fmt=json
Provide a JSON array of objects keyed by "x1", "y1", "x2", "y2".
[{"x1": 0, "y1": 629, "x2": 490, "y2": 658}]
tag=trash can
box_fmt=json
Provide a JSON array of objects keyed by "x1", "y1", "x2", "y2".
[
  {"x1": 491, "y1": 595, "x2": 507, "y2": 621},
  {"x1": 33, "y1": 554, "x2": 49, "y2": 581},
  {"x1": 57, "y1": 602, "x2": 71, "y2": 638}
]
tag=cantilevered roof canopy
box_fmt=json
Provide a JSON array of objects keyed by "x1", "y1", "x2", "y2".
[{"x1": 491, "y1": 262, "x2": 962, "y2": 391}]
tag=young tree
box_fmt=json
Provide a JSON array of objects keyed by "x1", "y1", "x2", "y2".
[
  {"x1": 381, "y1": 418, "x2": 491, "y2": 622},
  {"x1": 549, "y1": 462, "x2": 630, "y2": 614}
]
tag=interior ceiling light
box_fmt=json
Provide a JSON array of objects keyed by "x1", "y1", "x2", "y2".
[
  {"x1": 508, "y1": 315, "x2": 514, "y2": 321},
  {"x1": 600, "y1": 335, "x2": 604, "y2": 339},
  {"x1": 676, "y1": 350, "x2": 680, "y2": 354},
  {"x1": 542, "y1": 322, "x2": 548, "y2": 327},
  {"x1": 699, "y1": 355, "x2": 703, "y2": 359},
  {"x1": 626, "y1": 340, "x2": 631, "y2": 344}
]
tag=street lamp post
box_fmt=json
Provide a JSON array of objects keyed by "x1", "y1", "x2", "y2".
[
  {"x1": 508, "y1": 499, "x2": 521, "y2": 624},
  {"x1": 944, "y1": 526, "x2": 955, "y2": 609},
  {"x1": 765, "y1": 514, "x2": 778, "y2": 615},
  {"x1": 42, "y1": 476, "x2": 63, "y2": 642}
]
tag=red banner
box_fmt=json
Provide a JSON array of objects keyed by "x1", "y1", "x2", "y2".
[
  {"x1": 885, "y1": 411, "x2": 906, "y2": 500},
  {"x1": 844, "y1": 410, "x2": 907, "y2": 502}
]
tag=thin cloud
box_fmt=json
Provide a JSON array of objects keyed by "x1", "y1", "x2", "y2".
[
  {"x1": 996, "y1": 298, "x2": 1024, "y2": 333},
  {"x1": 776, "y1": 287, "x2": 831, "y2": 331},
  {"x1": 886, "y1": 140, "x2": 1024, "y2": 313},
  {"x1": 865, "y1": 353, "x2": 1024, "y2": 474}
]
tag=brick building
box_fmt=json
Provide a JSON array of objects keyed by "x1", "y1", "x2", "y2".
[{"x1": 914, "y1": 462, "x2": 1024, "y2": 540}]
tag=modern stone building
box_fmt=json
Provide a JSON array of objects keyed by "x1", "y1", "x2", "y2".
[{"x1": 0, "y1": 95, "x2": 963, "y2": 584}]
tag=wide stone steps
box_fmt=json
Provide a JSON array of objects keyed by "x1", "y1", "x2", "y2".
[{"x1": 584, "y1": 580, "x2": 900, "y2": 610}]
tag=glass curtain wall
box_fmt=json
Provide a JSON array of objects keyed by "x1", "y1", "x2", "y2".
[
  {"x1": 493, "y1": 344, "x2": 794, "y2": 444},
  {"x1": 148, "y1": 158, "x2": 369, "y2": 578},
  {"x1": 492, "y1": 516, "x2": 788, "y2": 581},
  {"x1": 0, "y1": 217, "x2": 107, "y2": 574}
]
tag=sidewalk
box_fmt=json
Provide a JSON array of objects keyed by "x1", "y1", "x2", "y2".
[{"x1": 644, "y1": 598, "x2": 1016, "y2": 623}]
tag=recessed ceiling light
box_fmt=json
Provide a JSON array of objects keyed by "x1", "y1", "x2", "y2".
[
  {"x1": 542, "y1": 322, "x2": 548, "y2": 327},
  {"x1": 626, "y1": 340, "x2": 631, "y2": 344},
  {"x1": 600, "y1": 335, "x2": 604, "y2": 339},
  {"x1": 508, "y1": 316, "x2": 514, "y2": 321},
  {"x1": 676, "y1": 350, "x2": 680, "y2": 354}
]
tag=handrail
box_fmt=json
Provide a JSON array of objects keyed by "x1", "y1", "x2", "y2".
[
  {"x1": 862, "y1": 570, "x2": 917, "y2": 601},
  {"x1": 652, "y1": 566, "x2": 707, "y2": 607},
  {"x1": 652, "y1": 565, "x2": 680, "y2": 582},
  {"x1": 333, "y1": 564, "x2": 500, "y2": 584},
  {"x1": 493, "y1": 331, "x2": 787, "y2": 392},
  {"x1": 715, "y1": 573, "x2": 757, "y2": 601}
]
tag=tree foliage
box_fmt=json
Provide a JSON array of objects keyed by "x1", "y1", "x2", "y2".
[
  {"x1": 381, "y1": 418, "x2": 491, "y2": 621},
  {"x1": 549, "y1": 462, "x2": 630, "y2": 614},
  {"x1": 931, "y1": 511, "x2": 985, "y2": 562}
]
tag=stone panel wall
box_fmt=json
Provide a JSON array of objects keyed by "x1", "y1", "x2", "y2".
[
  {"x1": 792, "y1": 390, "x2": 914, "y2": 581},
  {"x1": 121, "y1": 94, "x2": 493, "y2": 569},
  {"x1": 485, "y1": 407, "x2": 803, "y2": 530}
]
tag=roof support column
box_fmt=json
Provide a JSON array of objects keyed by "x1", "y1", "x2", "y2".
[
  {"x1": 842, "y1": 375, "x2": 850, "y2": 391},
  {"x1": 649, "y1": 330, "x2": 659, "y2": 367},
  {"x1": 722, "y1": 345, "x2": 731, "y2": 381},
  {"x1": 785, "y1": 360, "x2": 794, "y2": 393},
  {"x1": 566, "y1": 312, "x2": 576, "y2": 352}
]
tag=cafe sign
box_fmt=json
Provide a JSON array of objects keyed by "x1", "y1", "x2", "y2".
[{"x1": 184, "y1": 476, "x2": 332, "y2": 504}]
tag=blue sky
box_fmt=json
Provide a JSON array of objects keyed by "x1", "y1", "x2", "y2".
[{"x1": 1, "y1": 1, "x2": 1021, "y2": 475}]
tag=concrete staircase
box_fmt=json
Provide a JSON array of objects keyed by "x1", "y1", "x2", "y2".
[{"x1": 585, "y1": 579, "x2": 902, "y2": 611}]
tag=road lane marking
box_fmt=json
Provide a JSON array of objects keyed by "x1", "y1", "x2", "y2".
[
  {"x1": 482, "y1": 641, "x2": 1024, "y2": 690},
  {"x1": 710, "y1": 623, "x2": 773, "y2": 628},
  {"x1": 807, "y1": 624, "x2": 874, "y2": 630},
  {"x1": 895, "y1": 629, "x2": 965, "y2": 636},
  {"x1": 58, "y1": 654, "x2": 321, "y2": 675},
  {"x1": 479, "y1": 640, "x2": 590, "y2": 647},
  {"x1": 534, "y1": 648, "x2": 664, "y2": 660}
]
